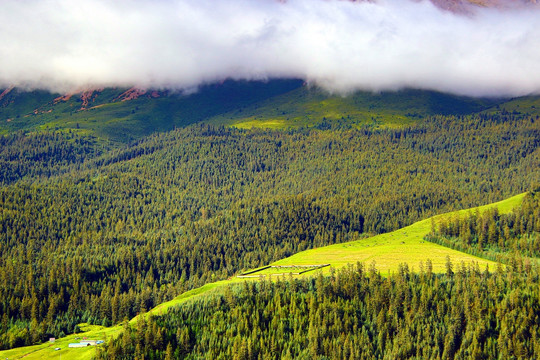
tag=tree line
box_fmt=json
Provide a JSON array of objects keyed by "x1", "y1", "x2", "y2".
[{"x1": 427, "y1": 189, "x2": 540, "y2": 263}]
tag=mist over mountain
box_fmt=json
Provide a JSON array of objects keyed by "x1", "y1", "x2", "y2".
[{"x1": 1, "y1": 0, "x2": 540, "y2": 97}]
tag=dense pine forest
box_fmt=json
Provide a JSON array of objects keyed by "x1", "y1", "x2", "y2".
[
  {"x1": 427, "y1": 189, "x2": 540, "y2": 262},
  {"x1": 0, "y1": 131, "x2": 103, "y2": 184},
  {"x1": 96, "y1": 261, "x2": 540, "y2": 360},
  {"x1": 96, "y1": 186, "x2": 540, "y2": 360},
  {"x1": 3, "y1": 0, "x2": 540, "y2": 358},
  {"x1": 0, "y1": 112, "x2": 539, "y2": 350}
]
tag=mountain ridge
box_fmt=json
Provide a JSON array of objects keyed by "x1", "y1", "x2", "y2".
[{"x1": 0, "y1": 80, "x2": 519, "y2": 140}]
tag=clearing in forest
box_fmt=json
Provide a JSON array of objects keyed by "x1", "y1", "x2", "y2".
[{"x1": 270, "y1": 193, "x2": 525, "y2": 275}]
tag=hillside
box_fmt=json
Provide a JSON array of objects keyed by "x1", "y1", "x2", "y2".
[
  {"x1": 206, "y1": 87, "x2": 498, "y2": 129},
  {"x1": 0, "y1": 191, "x2": 531, "y2": 360},
  {"x1": 0, "y1": 113, "x2": 538, "y2": 350},
  {"x1": 0, "y1": 81, "x2": 516, "y2": 141},
  {"x1": 2, "y1": 0, "x2": 540, "y2": 357},
  {"x1": 428, "y1": 189, "x2": 540, "y2": 263},
  {"x1": 271, "y1": 193, "x2": 525, "y2": 274},
  {"x1": 5, "y1": 80, "x2": 540, "y2": 141},
  {"x1": 0, "y1": 82, "x2": 538, "y2": 357},
  {"x1": 0, "y1": 80, "x2": 303, "y2": 143}
]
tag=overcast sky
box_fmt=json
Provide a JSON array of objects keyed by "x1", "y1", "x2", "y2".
[{"x1": 1, "y1": 0, "x2": 540, "y2": 97}]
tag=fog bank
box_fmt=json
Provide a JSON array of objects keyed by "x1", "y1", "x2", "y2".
[{"x1": 1, "y1": 0, "x2": 540, "y2": 97}]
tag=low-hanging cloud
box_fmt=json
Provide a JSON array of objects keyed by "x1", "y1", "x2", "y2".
[{"x1": 1, "y1": 0, "x2": 540, "y2": 97}]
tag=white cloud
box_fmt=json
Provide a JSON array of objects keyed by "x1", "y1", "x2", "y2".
[{"x1": 1, "y1": 0, "x2": 540, "y2": 97}]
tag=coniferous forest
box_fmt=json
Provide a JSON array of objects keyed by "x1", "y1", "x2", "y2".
[
  {"x1": 97, "y1": 185, "x2": 540, "y2": 360},
  {"x1": 3, "y1": 0, "x2": 540, "y2": 359},
  {"x1": 97, "y1": 262, "x2": 540, "y2": 360},
  {"x1": 0, "y1": 111, "x2": 539, "y2": 353},
  {"x1": 428, "y1": 190, "x2": 540, "y2": 262}
]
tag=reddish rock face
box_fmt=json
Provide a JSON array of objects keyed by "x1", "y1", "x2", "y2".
[
  {"x1": 51, "y1": 88, "x2": 165, "y2": 113},
  {"x1": 114, "y1": 88, "x2": 147, "y2": 102},
  {"x1": 338, "y1": 0, "x2": 538, "y2": 12},
  {"x1": 430, "y1": 0, "x2": 538, "y2": 13},
  {"x1": 80, "y1": 89, "x2": 104, "y2": 110},
  {"x1": 0, "y1": 87, "x2": 14, "y2": 102}
]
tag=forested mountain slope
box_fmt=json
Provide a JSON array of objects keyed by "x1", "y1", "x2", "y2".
[
  {"x1": 428, "y1": 189, "x2": 540, "y2": 262},
  {"x1": 0, "y1": 110, "x2": 538, "y2": 350},
  {"x1": 269, "y1": 193, "x2": 526, "y2": 275},
  {"x1": 94, "y1": 190, "x2": 540, "y2": 360},
  {"x1": 4, "y1": 79, "x2": 540, "y2": 140},
  {"x1": 98, "y1": 263, "x2": 540, "y2": 360},
  {"x1": 1, "y1": 189, "x2": 535, "y2": 360},
  {"x1": 0, "y1": 81, "x2": 515, "y2": 141},
  {"x1": 206, "y1": 87, "x2": 497, "y2": 129},
  {"x1": 0, "y1": 80, "x2": 303, "y2": 143}
]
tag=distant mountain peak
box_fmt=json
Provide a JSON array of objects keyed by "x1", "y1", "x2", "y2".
[
  {"x1": 431, "y1": 0, "x2": 539, "y2": 12},
  {"x1": 341, "y1": 0, "x2": 539, "y2": 12}
]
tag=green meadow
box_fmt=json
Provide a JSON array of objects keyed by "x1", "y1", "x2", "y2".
[
  {"x1": 271, "y1": 193, "x2": 525, "y2": 274},
  {"x1": 0, "y1": 80, "x2": 303, "y2": 144},
  {"x1": 208, "y1": 87, "x2": 500, "y2": 130},
  {"x1": 0, "y1": 323, "x2": 121, "y2": 360},
  {"x1": 2, "y1": 83, "x2": 509, "y2": 143}
]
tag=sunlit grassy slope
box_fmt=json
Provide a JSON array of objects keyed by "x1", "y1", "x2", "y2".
[
  {"x1": 208, "y1": 87, "x2": 500, "y2": 129},
  {"x1": 3, "y1": 79, "x2": 540, "y2": 143},
  {"x1": 483, "y1": 95, "x2": 540, "y2": 118},
  {"x1": 0, "y1": 281, "x2": 243, "y2": 360},
  {"x1": 0, "y1": 323, "x2": 122, "y2": 360},
  {"x1": 1, "y1": 82, "x2": 507, "y2": 143},
  {"x1": 1, "y1": 192, "x2": 526, "y2": 360},
  {"x1": 0, "y1": 80, "x2": 303, "y2": 144},
  {"x1": 272, "y1": 193, "x2": 525, "y2": 274}
]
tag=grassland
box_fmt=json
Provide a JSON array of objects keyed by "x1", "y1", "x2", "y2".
[
  {"x1": 238, "y1": 265, "x2": 329, "y2": 277},
  {"x1": 0, "y1": 323, "x2": 121, "y2": 360},
  {"x1": 482, "y1": 95, "x2": 540, "y2": 118},
  {"x1": 1, "y1": 84, "x2": 509, "y2": 142},
  {"x1": 0, "y1": 281, "x2": 248, "y2": 360},
  {"x1": 272, "y1": 192, "x2": 524, "y2": 275},
  {"x1": 0, "y1": 192, "x2": 526, "y2": 359},
  {"x1": 208, "y1": 87, "x2": 500, "y2": 130},
  {"x1": 0, "y1": 80, "x2": 303, "y2": 144}
]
